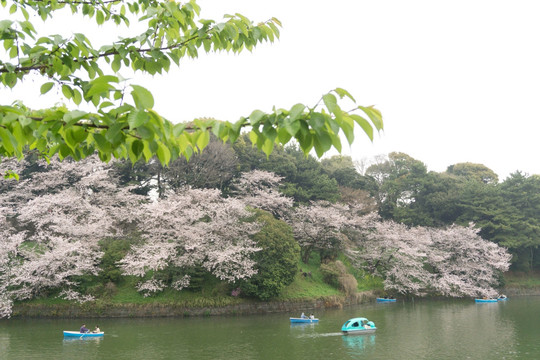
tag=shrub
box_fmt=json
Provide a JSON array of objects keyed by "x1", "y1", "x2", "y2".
[
  {"x1": 320, "y1": 260, "x2": 357, "y2": 295},
  {"x1": 239, "y1": 210, "x2": 300, "y2": 300}
]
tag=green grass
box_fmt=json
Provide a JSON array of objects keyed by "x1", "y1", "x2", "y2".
[
  {"x1": 18, "y1": 253, "x2": 382, "y2": 310},
  {"x1": 276, "y1": 255, "x2": 341, "y2": 300},
  {"x1": 504, "y1": 271, "x2": 540, "y2": 288},
  {"x1": 108, "y1": 276, "x2": 245, "y2": 308},
  {"x1": 336, "y1": 253, "x2": 384, "y2": 292}
]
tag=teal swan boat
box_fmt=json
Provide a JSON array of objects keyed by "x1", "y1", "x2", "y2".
[
  {"x1": 63, "y1": 331, "x2": 104, "y2": 338},
  {"x1": 341, "y1": 317, "x2": 377, "y2": 335},
  {"x1": 290, "y1": 317, "x2": 319, "y2": 323}
]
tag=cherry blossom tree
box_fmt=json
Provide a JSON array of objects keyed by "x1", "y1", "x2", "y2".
[
  {"x1": 0, "y1": 155, "x2": 145, "y2": 317},
  {"x1": 119, "y1": 188, "x2": 261, "y2": 296},
  {"x1": 290, "y1": 201, "x2": 349, "y2": 263},
  {"x1": 426, "y1": 224, "x2": 511, "y2": 298},
  {"x1": 0, "y1": 212, "x2": 25, "y2": 318},
  {"x1": 346, "y1": 214, "x2": 511, "y2": 297},
  {"x1": 229, "y1": 170, "x2": 293, "y2": 218}
]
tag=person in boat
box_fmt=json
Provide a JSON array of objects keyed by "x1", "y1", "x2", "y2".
[
  {"x1": 92, "y1": 325, "x2": 101, "y2": 333},
  {"x1": 309, "y1": 313, "x2": 315, "y2": 320},
  {"x1": 300, "y1": 312, "x2": 307, "y2": 319},
  {"x1": 80, "y1": 324, "x2": 89, "y2": 333},
  {"x1": 498, "y1": 294, "x2": 507, "y2": 299}
]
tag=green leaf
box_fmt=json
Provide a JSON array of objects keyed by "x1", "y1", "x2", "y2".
[
  {"x1": 341, "y1": 115, "x2": 355, "y2": 145},
  {"x1": 358, "y1": 106, "x2": 383, "y2": 131},
  {"x1": 156, "y1": 142, "x2": 171, "y2": 165},
  {"x1": 112, "y1": 55, "x2": 121, "y2": 73},
  {"x1": 313, "y1": 132, "x2": 332, "y2": 157},
  {"x1": 350, "y1": 114, "x2": 374, "y2": 141},
  {"x1": 92, "y1": 133, "x2": 111, "y2": 153},
  {"x1": 72, "y1": 89, "x2": 82, "y2": 105},
  {"x1": 96, "y1": 10, "x2": 105, "y2": 25},
  {"x1": 196, "y1": 131, "x2": 210, "y2": 150},
  {"x1": 127, "y1": 110, "x2": 149, "y2": 129},
  {"x1": 249, "y1": 109, "x2": 265, "y2": 126},
  {"x1": 323, "y1": 93, "x2": 339, "y2": 114},
  {"x1": 131, "y1": 139, "x2": 144, "y2": 157},
  {"x1": 136, "y1": 125, "x2": 154, "y2": 140},
  {"x1": 283, "y1": 118, "x2": 301, "y2": 136},
  {"x1": 61, "y1": 85, "x2": 72, "y2": 99},
  {"x1": 277, "y1": 127, "x2": 292, "y2": 144},
  {"x1": 40, "y1": 82, "x2": 54, "y2": 94},
  {"x1": 131, "y1": 85, "x2": 154, "y2": 109},
  {"x1": 0, "y1": 128, "x2": 16, "y2": 153},
  {"x1": 86, "y1": 82, "x2": 111, "y2": 98},
  {"x1": 334, "y1": 87, "x2": 356, "y2": 102},
  {"x1": 288, "y1": 103, "x2": 305, "y2": 122},
  {"x1": 262, "y1": 138, "x2": 274, "y2": 157}
]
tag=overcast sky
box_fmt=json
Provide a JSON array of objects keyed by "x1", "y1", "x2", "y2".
[{"x1": 3, "y1": 0, "x2": 540, "y2": 180}]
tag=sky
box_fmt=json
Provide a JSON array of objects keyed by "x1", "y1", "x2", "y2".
[{"x1": 2, "y1": 0, "x2": 540, "y2": 180}]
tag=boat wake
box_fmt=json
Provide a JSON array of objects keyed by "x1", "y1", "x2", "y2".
[{"x1": 296, "y1": 332, "x2": 343, "y2": 338}]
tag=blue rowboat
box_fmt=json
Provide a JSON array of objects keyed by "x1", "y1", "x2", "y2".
[
  {"x1": 376, "y1": 298, "x2": 396, "y2": 303},
  {"x1": 341, "y1": 317, "x2": 377, "y2": 335},
  {"x1": 63, "y1": 331, "x2": 104, "y2": 338},
  {"x1": 475, "y1": 298, "x2": 497, "y2": 303},
  {"x1": 290, "y1": 317, "x2": 319, "y2": 323}
]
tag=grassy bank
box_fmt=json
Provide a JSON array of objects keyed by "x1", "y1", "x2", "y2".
[
  {"x1": 13, "y1": 257, "x2": 382, "y2": 318},
  {"x1": 503, "y1": 271, "x2": 540, "y2": 289}
]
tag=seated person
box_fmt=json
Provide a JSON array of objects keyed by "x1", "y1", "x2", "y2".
[{"x1": 80, "y1": 324, "x2": 89, "y2": 333}]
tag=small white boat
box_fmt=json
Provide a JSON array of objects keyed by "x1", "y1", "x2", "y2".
[
  {"x1": 376, "y1": 297, "x2": 396, "y2": 303},
  {"x1": 474, "y1": 298, "x2": 497, "y2": 303},
  {"x1": 290, "y1": 317, "x2": 319, "y2": 323}
]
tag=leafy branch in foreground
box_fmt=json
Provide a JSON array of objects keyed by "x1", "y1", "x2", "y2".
[{"x1": 0, "y1": 0, "x2": 382, "y2": 165}]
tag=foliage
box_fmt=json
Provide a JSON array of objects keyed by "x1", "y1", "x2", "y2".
[
  {"x1": 231, "y1": 136, "x2": 341, "y2": 204},
  {"x1": 238, "y1": 210, "x2": 300, "y2": 300},
  {"x1": 98, "y1": 237, "x2": 134, "y2": 284},
  {"x1": 446, "y1": 162, "x2": 499, "y2": 184},
  {"x1": 319, "y1": 260, "x2": 358, "y2": 296},
  {"x1": 365, "y1": 152, "x2": 428, "y2": 222},
  {"x1": 0, "y1": 0, "x2": 382, "y2": 165}
]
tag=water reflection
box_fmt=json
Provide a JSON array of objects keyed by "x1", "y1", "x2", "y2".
[
  {"x1": 290, "y1": 322, "x2": 318, "y2": 329},
  {"x1": 341, "y1": 334, "x2": 376, "y2": 351},
  {"x1": 63, "y1": 337, "x2": 104, "y2": 343},
  {"x1": 374, "y1": 300, "x2": 518, "y2": 359},
  {"x1": 0, "y1": 328, "x2": 10, "y2": 355}
]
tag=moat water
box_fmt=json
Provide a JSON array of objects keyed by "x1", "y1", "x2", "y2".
[{"x1": 1, "y1": 296, "x2": 539, "y2": 359}]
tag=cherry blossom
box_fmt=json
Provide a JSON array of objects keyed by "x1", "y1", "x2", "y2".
[
  {"x1": 229, "y1": 170, "x2": 293, "y2": 218},
  {"x1": 119, "y1": 188, "x2": 261, "y2": 294}
]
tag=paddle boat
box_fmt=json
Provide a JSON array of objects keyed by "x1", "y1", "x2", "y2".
[
  {"x1": 376, "y1": 297, "x2": 396, "y2": 303},
  {"x1": 290, "y1": 317, "x2": 319, "y2": 323},
  {"x1": 341, "y1": 317, "x2": 376, "y2": 335},
  {"x1": 63, "y1": 331, "x2": 104, "y2": 338},
  {"x1": 474, "y1": 298, "x2": 497, "y2": 303}
]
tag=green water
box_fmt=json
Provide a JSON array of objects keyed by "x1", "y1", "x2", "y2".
[{"x1": 1, "y1": 297, "x2": 540, "y2": 359}]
